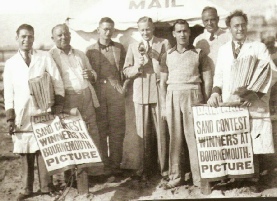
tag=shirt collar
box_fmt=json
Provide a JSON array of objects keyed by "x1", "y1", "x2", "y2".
[
  {"x1": 98, "y1": 40, "x2": 114, "y2": 49},
  {"x1": 19, "y1": 49, "x2": 33, "y2": 56},
  {"x1": 168, "y1": 44, "x2": 195, "y2": 54},
  {"x1": 204, "y1": 28, "x2": 222, "y2": 39},
  {"x1": 232, "y1": 39, "x2": 246, "y2": 48},
  {"x1": 142, "y1": 37, "x2": 154, "y2": 47},
  {"x1": 55, "y1": 46, "x2": 73, "y2": 55}
]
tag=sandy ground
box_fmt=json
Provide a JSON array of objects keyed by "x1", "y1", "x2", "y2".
[{"x1": 1, "y1": 112, "x2": 277, "y2": 201}]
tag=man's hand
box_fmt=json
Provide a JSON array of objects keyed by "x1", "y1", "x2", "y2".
[
  {"x1": 241, "y1": 100, "x2": 251, "y2": 107},
  {"x1": 207, "y1": 93, "x2": 222, "y2": 107},
  {"x1": 161, "y1": 107, "x2": 167, "y2": 121},
  {"x1": 138, "y1": 56, "x2": 145, "y2": 70},
  {"x1": 82, "y1": 69, "x2": 95, "y2": 82},
  {"x1": 8, "y1": 120, "x2": 15, "y2": 135}
]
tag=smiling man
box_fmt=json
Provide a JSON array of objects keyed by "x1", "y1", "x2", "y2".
[
  {"x1": 49, "y1": 24, "x2": 101, "y2": 187},
  {"x1": 207, "y1": 10, "x2": 277, "y2": 191},
  {"x1": 194, "y1": 7, "x2": 230, "y2": 77},
  {"x1": 4, "y1": 24, "x2": 64, "y2": 200},
  {"x1": 160, "y1": 19, "x2": 212, "y2": 189},
  {"x1": 124, "y1": 16, "x2": 171, "y2": 180}
]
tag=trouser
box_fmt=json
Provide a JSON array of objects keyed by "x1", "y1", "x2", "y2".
[
  {"x1": 21, "y1": 151, "x2": 52, "y2": 194},
  {"x1": 166, "y1": 89, "x2": 202, "y2": 187},
  {"x1": 96, "y1": 81, "x2": 125, "y2": 171},
  {"x1": 134, "y1": 103, "x2": 159, "y2": 176},
  {"x1": 63, "y1": 87, "x2": 100, "y2": 181}
]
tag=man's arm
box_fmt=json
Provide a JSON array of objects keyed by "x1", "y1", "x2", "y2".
[
  {"x1": 123, "y1": 45, "x2": 142, "y2": 78},
  {"x1": 3, "y1": 61, "x2": 15, "y2": 134},
  {"x1": 207, "y1": 48, "x2": 224, "y2": 107},
  {"x1": 160, "y1": 52, "x2": 168, "y2": 120},
  {"x1": 199, "y1": 50, "x2": 212, "y2": 102},
  {"x1": 82, "y1": 51, "x2": 97, "y2": 83}
]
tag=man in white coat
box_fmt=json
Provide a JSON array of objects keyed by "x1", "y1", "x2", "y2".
[
  {"x1": 207, "y1": 10, "x2": 277, "y2": 191},
  {"x1": 4, "y1": 24, "x2": 65, "y2": 200}
]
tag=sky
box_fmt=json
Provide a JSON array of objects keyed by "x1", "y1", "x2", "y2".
[
  {"x1": 0, "y1": 0, "x2": 276, "y2": 49},
  {"x1": 0, "y1": 0, "x2": 70, "y2": 49}
]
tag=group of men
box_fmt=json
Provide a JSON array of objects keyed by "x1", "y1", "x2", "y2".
[{"x1": 4, "y1": 6, "x2": 277, "y2": 200}]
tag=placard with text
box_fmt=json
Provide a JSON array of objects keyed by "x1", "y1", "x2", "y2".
[
  {"x1": 192, "y1": 106, "x2": 254, "y2": 178},
  {"x1": 31, "y1": 109, "x2": 102, "y2": 173}
]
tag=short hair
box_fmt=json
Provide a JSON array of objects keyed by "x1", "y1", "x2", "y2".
[
  {"x1": 16, "y1": 24, "x2": 34, "y2": 35},
  {"x1": 225, "y1": 10, "x2": 248, "y2": 27},
  {"x1": 202, "y1": 6, "x2": 218, "y2": 16},
  {"x1": 172, "y1": 19, "x2": 190, "y2": 31},
  {"x1": 99, "y1": 17, "x2": 114, "y2": 26},
  {"x1": 51, "y1": 23, "x2": 69, "y2": 35},
  {"x1": 137, "y1": 16, "x2": 153, "y2": 24}
]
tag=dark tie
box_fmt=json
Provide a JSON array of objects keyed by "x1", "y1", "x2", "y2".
[
  {"x1": 209, "y1": 33, "x2": 215, "y2": 41},
  {"x1": 235, "y1": 42, "x2": 242, "y2": 58},
  {"x1": 23, "y1": 51, "x2": 31, "y2": 66},
  {"x1": 147, "y1": 41, "x2": 152, "y2": 57}
]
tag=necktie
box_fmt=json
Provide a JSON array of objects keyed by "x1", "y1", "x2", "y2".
[
  {"x1": 147, "y1": 41, "x2": 152, "y2": 57},
  {"x1": 235, "y1": 42, "x2": 242, "y2": 58},
  {"x1": 23, "y1": 51, "x2": 31, "y2": 66},
  {"x1": 209, "y1": 33, "x2": 215, "y2": 41}
]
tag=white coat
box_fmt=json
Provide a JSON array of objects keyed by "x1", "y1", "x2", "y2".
[
  {"x1": 213, "y1": 38, "x2": 277, "y2": 154},
  {"x1": 3, "y1": 50, "x2": 64, "y2": 153}
]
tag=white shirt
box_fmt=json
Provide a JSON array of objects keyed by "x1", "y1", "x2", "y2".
[{"x1": 56, "y1": 48, "x2": 88, "y2": 90}]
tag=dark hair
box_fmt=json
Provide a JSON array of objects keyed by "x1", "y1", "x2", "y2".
[
  {"x1": 51, "y1": 23, "x2": 69, "y2": 35},
  {"x1": 137, "y1": 16, "x2": 153, "y2": 24},
  {"x1": 16, "y1": 24, "x2": 34, "y2": 35},
  {"x1": 99, "y1": 17, "x2": 114, "y2": 26},
  {"x1": 172, "y1": 19, "x2": 190, "y2": 31},
  {"x1": 225, "y1": 10, "x2": 248, "y2": 27},
  {"x1": 202, "y1": 6, "x2": 218, "y2": 16}
]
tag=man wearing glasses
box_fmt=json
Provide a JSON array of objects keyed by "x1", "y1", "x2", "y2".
[{"x1": 86, "y1": 17, "x2": 126, "y2": 177}]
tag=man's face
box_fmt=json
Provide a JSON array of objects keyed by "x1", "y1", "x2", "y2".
[
  {"x1": 52, "y1": 26, "x2": 71, "y2": 50},
  {"x1": 173, "y1": 23, "x2": 190, "y2": 46},
  {"x1": 98, "y1": 22, "x2": 114, "y2": 40},
  {"x1": 202, "y1": 10, "x2": 219, "y2": 34},
  {"x1": 138, "y1": 21, "x2": 154, "y2": 41},
  {"x1": 16, "y1": 29, "x2": 34, "y2": 51},
  {"x1": 229, "y1": 16, "x2": 247, "y2": 42}
]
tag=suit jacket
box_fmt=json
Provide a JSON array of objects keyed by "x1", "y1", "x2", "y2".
[
  {"x1": 124, "y1": 37, "x2": 171, "y2": 104},
  {"x1": 86, "y1": 41, "x2": 126, "y2": 95},
  {"x1": 4, "y1": 50, "x2": 64, "y2": 153},
  {"x1": 213, "y1": 38, "x2": 277, "y2": 154}
]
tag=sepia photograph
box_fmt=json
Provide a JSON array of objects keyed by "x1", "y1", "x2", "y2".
[{"x1": 1, "y1": 0, "x2": 277, "y2": 200}]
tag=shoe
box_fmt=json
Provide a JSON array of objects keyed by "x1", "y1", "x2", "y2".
[{"x1": 17, "y1": 193, "x2": 32, "y2": 201}]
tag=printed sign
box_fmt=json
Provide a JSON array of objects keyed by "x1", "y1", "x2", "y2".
[
  {"x1": 192, "y1": 106, "x2": 254, "y2": 179},
  {"x1": 31, "y1": 109, "x2": 101, "y2": 173}
]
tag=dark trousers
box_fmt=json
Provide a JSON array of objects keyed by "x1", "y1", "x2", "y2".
[
  {"x1": 21, "y1": 151, "x2": 52, "y2": 194},
  {"x1": 96, "y1": 82, "x2": 125, "y2": 171}
]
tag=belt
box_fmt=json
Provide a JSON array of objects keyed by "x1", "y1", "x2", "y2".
[{"x1": 65, "y1": 88, "x2": 87, "y2": 95}]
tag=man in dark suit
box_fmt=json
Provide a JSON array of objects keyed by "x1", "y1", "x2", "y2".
[
  {"x1": 86, "y1": 17, "x2": 126, "y2": 176},
  {"x1": 123, "y1": 16, "x2": 171, "y2": 180}
]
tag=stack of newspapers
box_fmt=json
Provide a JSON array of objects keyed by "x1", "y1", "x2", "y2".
[
  {"x1": 28, "y1": 72, "x2": 54, "y2": 112},
  {"x1": 230, "y1": 55, "x2": 271, "y2": 93}
]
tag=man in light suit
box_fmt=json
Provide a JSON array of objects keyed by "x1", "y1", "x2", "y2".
[
  {"x1": 123, "y1": 16, "x2": 171, "y2": 180},
  {"x1": 207, "y1": 10, "x2": 277, "y2": 191},
  {"x1": 4, "y1": 24, "x2": 64, "y2": 200},
  {"x1": 86, "y1": 17, "x2": 126, "y2": 176}
]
